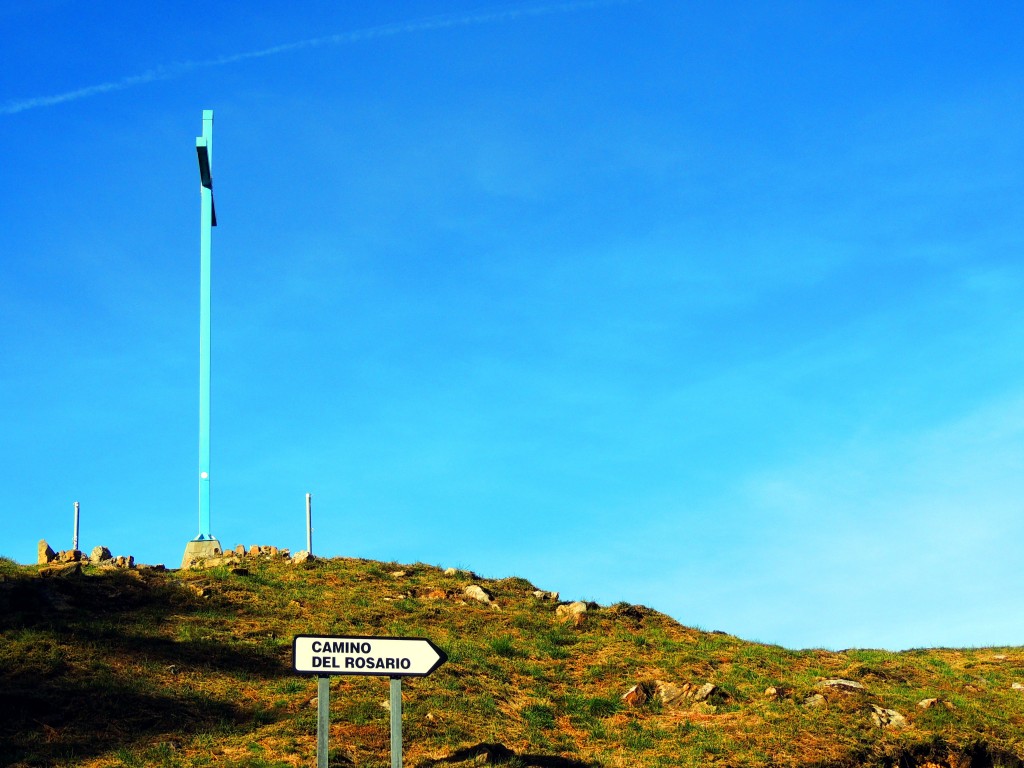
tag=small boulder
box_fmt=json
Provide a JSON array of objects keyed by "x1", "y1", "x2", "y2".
[
  {"x1": 654, "y1": 681, "x2": 686, "y2": 707},
  {"x1": 918, "y1": 698, "x2": 955, "y2": 711},
  {"x1": 291, "y1": 551, "x2": 315, "y2": 565},
  {"x1": 234, "y1": 544, "x2": 246, "y2": 556},
  {"x1": 90, "y1": 546, "x2": 112, "y2": 563},
  {"x1": 390, "y1": 570, "x2": 408, "y2": 578},
  {"x1": 248, "y1": 545, "x2": 262, "y2": 556},
  {"x1": 37, "y1": 540, "x2": 56, "y2": 564},
  {"x1": 464, "y1": 584, "x2": 493, "y2": 604},
  {"x1": 555, "y1": 601, "x2": 588, "y2": 620},
  {"x1": 804, "y1": 693, "x2": 826, "y2": 707},
  {"x1": 1012, "y1": 683, "x2": 1024, "y2": 691},
  {"x1": 59, "y1": 549, "x2": 82, "y2": 563},
  {"x1": 622, "y1": 684, "x2": 649, "y2": 707},
  {"x1": 693, "y1": 683, "x2": 719, "y2": 703},
  {"x1": 870, "y1": 704, "x2": 907, "y2": 729},
  {"x1": 532, "y1": 590, "x2": 559, "y2": 601}
]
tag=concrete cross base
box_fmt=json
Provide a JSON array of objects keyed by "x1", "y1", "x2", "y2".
[{"x1": 181, "y1": 538, "x2": 223, "y2": 569}]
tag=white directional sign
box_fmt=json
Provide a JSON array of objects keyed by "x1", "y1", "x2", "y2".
[{"x1": 293, "y1": 635, "x2": 447, "y2": 677}]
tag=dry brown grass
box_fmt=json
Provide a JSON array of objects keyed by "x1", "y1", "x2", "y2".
[{"x1": 0, "y1": 554, "x2": 1022, "y2": 768}]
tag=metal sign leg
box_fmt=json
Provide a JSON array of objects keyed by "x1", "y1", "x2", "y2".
[
  {"x1": 318, "y1": 676, "x2": 330, "y2": 768},
  {"x1": 390, "y1": 677, "x2": 402, "y2": 768}
]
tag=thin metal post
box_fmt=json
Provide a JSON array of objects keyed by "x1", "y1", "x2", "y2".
[
  {"x1": 390, "y1": 677, "x2": 402, "y2": 768},
  {"x1": 73, "y1": 501, "x2": 80, "y2": 551},
  {"x1": 317, "y1": 675, "x2": 330, "y2": 768},
  {"x1": 306, "y1": 493, "x2": 313, "y2": 554},
  {"x1": 197, "y1": 109, "x2": 214, "y2": 540}
]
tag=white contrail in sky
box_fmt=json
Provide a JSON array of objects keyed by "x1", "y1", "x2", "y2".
[{"x1": 1, "y1": 0, "x2": 632, "y2": 116}]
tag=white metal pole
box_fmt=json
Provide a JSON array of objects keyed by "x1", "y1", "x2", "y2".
[
  {"x1": 73, "y1": 501, "x2": 80, "y2": 551},
  {"x1": 306, "y1": 493, "x2": 313, "y2": 554}
]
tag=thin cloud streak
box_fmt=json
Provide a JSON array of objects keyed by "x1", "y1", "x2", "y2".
[{"x1": 1, "y1": 0, "x2": 632, "y2": 116}]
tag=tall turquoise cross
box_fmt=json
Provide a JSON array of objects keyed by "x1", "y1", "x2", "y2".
[{"x1": 194, "y1": 110, "x2": 217, "y2": 541}]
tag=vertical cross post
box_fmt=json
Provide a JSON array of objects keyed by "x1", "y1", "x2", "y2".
[
  {"x1": 196, "y1": 109, "x2": 216, "y2": 541},
  {"x1": 182, "y1": 109, "x2": 222, "y2": 568}
]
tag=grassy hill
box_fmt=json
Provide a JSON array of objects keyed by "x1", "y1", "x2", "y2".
[{"x1": 1, "y1": 552, "x2": 1022, "y2": 768}]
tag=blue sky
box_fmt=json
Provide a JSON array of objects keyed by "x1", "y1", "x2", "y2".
[{"x1": 2, "y1": 1, "x2": 1022, "y2": 651}]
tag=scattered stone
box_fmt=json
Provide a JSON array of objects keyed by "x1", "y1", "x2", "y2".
[
  {"x1": 90, "y1": 546, "x2": 112, "y2": 563},
  {"x1": 804, "y1": 693, "x2": 826, "y2": 707},
  {"x1": 649, "y1": 681, "x2": 725, "y2": 707},
  {"x1": 918, "y1": 698, "x2": 956, "y2": 710},
  {"x1": 267, "y1": 546, "x2": 279, "y2": 557},
  {"x1": 765, "y1": 686, "x2": 781, "y2": 699},
  {"x1": 249, "y1": 545, "x2": 262, "y2": 556},
  {"x1": 58, "y1": 549, "x2": 83, "y2": 563},
  {"x1": 464, "y1": 584, "x2": 493, "y2": 604},
  {"x1": 555, "y1": 601, "x2": 588, "y2": 621},
  {"x1": 870, "y1": 704, "x2": 907, "y2": 729},
  {"x1": 188, "y1": 554, "x2": 235, "y2": 569},
  {"x1": 654, "y1": 681, "x2": 686, "y2": 707},
  {"x1": 693, "y1": 683, "x2": 719, "y2": 703},
  {"x1": 37, "y1": 540, "x2": 57, "y2": 564},
  {"x1": 1012, "y1": 683, "x2": 1024, "y2": 691},
  {"x1": 993, "y1": 654, "x2": 1008, "y2": 660},
  {"x1": 110, "y1": 555, "x2": 134, "y2": 569},
  {"x1": 532, "y1": 590, "x2": 559, "y2": 601},
  {"x1": 444, "y1": 567, "x2": 459, "y2": 576},
  {"x1": 817, "y1": 678, "x2": 867, "y2": 693},
  {"x1": 279, "y1": 548, "x2": 290, "y2": 559},
  {"x1": 291, "y1": 551, "x2": 315, "y2": 565},
  {"x1": 235, "y1": 544, "x2": 246, "y2": 556},
  {"x1": 136, "y1": 564, "x2": 166, "y2": 572},
  {"x1": 623, "y1": 684, "x2": 649, "y2": 707},
  {"x1": 390, "y1": 570, "x2": 408, "y2": 578}
]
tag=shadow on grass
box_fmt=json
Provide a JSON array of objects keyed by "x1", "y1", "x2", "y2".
[
  {"x1": 420, "y1": 742, "x2": 601, "y2": 768},
  {"x1": 0, "y1": 678, "x2": 246, "y2": 766},
  {"x1": 0, "y1": 566, "x2": 289, "y2": 765}
]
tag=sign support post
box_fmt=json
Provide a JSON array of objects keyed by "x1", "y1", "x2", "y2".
[
  {"x1": 294, "y1": 635, "x2": 446, "y2": 768},
  {"x1": 390, "y1": 677, "x2": 403, "y2": 768},
  {"x1": 317, "y1": 675, "x2": 330, "y2": 768}
]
